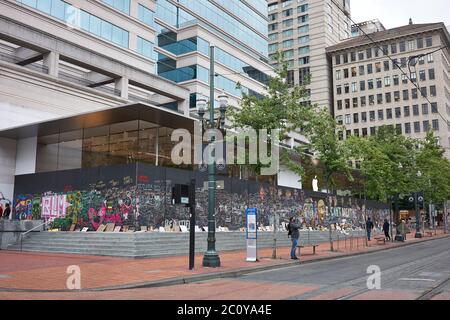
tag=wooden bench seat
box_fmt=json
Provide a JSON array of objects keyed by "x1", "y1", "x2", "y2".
[{"x1": 297, "y1": 243, "x2": 319, "y2": 256}]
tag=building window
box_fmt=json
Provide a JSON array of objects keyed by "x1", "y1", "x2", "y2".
[
  {"x1": 421, "y1": 87, "x2": 427, "y2": 98},
  {"x1": 429, "y1": 69, "x2": 435, "y2": 80},
  {"x1": 282, "y1": 8, "x2": 293, "y2": 17},
  {"x1": 298, "y1": 35, "x2": 309, "y2": 44},
  {"x1": 396, "y1": 124, "x2": 402, "y2": 134},
  {"x1": 408, "y1": 40, "x2": 416, "y2": 51},
  {"x1": 384, "y1": 61, "x2": 390, "y2": 71},
  {"x1": 353, "y1": 97, "x2": 358, "y2": 108},
  {"x1": 404, "y1": 106, "x2": 410, "y2": 117},
  {"x1": 377, "y1": 94, "x2": 383, "y2": 104},
  {"x1": 298, "y1": 14, "x2": 308, "y2": 23},
  {"x1": 368, "y1": 79, "x2": 374, "y2": 90},
  {"x1": 393, "y1": 75, "x2": 399, "y2": 85},
  {"x1": 345, "y1": 99, "x2": 350, "y2": 109},
  {"x1": 430, "y1": 85, "x2": 437, "y2": 97},
  {"x1": 361, "y1": 112, "x2": 367, "y2": 123},
  {"x1": 385, "y1": 92, "x2": 392, "y2": 103},
  {"x1": 413, "y1": 105, "x2": 419, "y2": 116},
  {"x1": 369, "y1": 95, "x2": 374, "y2": 105},
  {"x1": 419, "y1": 70, "x2": 426, "y2": 81},
  {"x1": 345, "y1": 114, "x2": 351, "y2": 124},
  {"x1": 369, "y1": 111, "x2": 375, "y2": 121},
  {"x1": 375, "y1": 62, "x2": 381, "y2": 72},
  {"x1": 370, "y1": 127, "x2": 376, "y2": 135},
  {"x1": 386, "y1": 108, "x2": 393, "y2": 119},
  {"x1": 352, "y1": 82, "x2": 357, "y2": 93},
  {"x1": 282, "y1": 19, "x2": 293, "y2": 27},
  {"x1": 269, "y1": 23, "x2": 278, "y2": 31},
  {"x1": 423, "y1": 120, "x2": 430, "y2": 132},
  {"x1": 282, "y1": 29, "x2": 294, "y2": 38},
  {"x1": 298, "y1": 56, "x2": 309, "y2": 65},
  {"x1": 351, "y1": 67, "x2": 357, "y2": 77},
  {"x1": 344, "y1": 83, "x2": 350, "y2": 94},
  {"x1": 427, "y1": 53, "x2": 434, "y2": 63},
  {"x1": 358, "y1": 51, "x2": 364, "y2": 60},
  {"x1": 391, "y1": 43, "x2": 397, "y2": 54},
  {"x1": 269, "y1": 33, "x2": 278, "y2": 41},
  {"x1": 351, "y1": 52, "x2": 357, "y2": 62},
  {"x1": 425, "y1": 36, "x2": 433, "y2": 47},
  {"x1": 384, "y1": 76, "x2": 391, "y2": 86},
  {"x1": 359, "y1": 65, "x2": 365, "y2": 76},
  {"x1": 337, "y1": 100, "x2": 343, "y2": 110},
  {"x1": 405, "y1": 123, "x2": 411, "y2": 134},
  {"x1": 376, "y1": 78, "x2": 382, "y2": 88},
  {"x1": 353, "y1": 113, "x2": 359, "y2": 123},
  {"x1": 366, "y1": 48, "x2": 372, "y2": 59},
  {"x1": 395, "y1": 107, "x2": 401, "y2": 118},
  {"x1": 414, "y1": 121, "x2": 420, "y2": 133},
  {"x1": 432, "y1": 119, "x2": 439, "y2": 131},
  {"x1": 417, "y1": 38, "x2": 423, "y2": 49},
  {"x1": 402, "y1": 74, "x2": 408, "y2": 84},
  {"x1": 344, "y1": 69, "x2": 349, "y2": 78},
  {"x1": 378, "y1": 110, "x2": 384, "y2": 120},
  {"x1": 361, "y1": 96, "x2": 367, "y2": 107},
  {"x1": 298, "y1": 25, "x2": 309, "y2": 33},
  {"x1": 299, "y1": 67, "x2": 310, "y2": 85},
  {"x1": 282, "y1": 39, "x2": 294, "y2": 48},
  {"x1": 399, "y1": 41, "x2": 406, "y2": 52},
  {"x1": 336, "y1": 85, "x2": 342, "y2": 95},
  {"x1": 412, "y1": 88, "x2": 418, "y2": 99},
  {"x1": 431, "y1": 102, "x2": 438, "y2": 113},
  {"x1": 335, "y1": 55, "x2": 341, "y2": 65},
  {"x1": 360, "y1": 80, "x2": 366, "y2": 91},
  {"x1": 343, "y1": 53, "x2": 348, "y2": 63},
  {"x1": 394, "y1": 91, "x2": 400, "y2": 101},
  {"x1": 403, "y1": 90, "x2": 409, "y2": 101},
  {"x1": 422, "y1": 103, "x2": 429, "y2": 115}
]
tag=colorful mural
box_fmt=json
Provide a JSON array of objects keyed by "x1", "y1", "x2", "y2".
[{"x1": 12, "y1": 163, "x2": 390, "y2": 230}]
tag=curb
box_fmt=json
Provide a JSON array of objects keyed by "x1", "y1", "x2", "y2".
[{"x1": 0, "y1": 233, "x2": 448, "y2": 293}]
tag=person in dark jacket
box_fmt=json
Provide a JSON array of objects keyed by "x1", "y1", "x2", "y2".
[
  {"x1": 366, "y1": 217, "x2": 374, "y2": 241},
  {"x1": 2, "y1": 203, "x2": 11, "y2": 219},
  {"x1": 383, "y1": 219, "x2": 391, "y2": 241},
  {"x1": 289, "y1": 217, "x2": 300, "y2": 260}
]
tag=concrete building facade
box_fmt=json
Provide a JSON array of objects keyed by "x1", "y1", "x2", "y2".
[
  {"x1": 0, "y1": 0, "x2": 280, "y2": 203},
  {"x1": 267, "y1": 0, "x2": 351, "y2": 110},
  {"x1": 327, "y1": 23, "x2": 450, "y2": 158}
]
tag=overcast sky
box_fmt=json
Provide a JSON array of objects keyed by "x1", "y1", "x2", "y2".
[{"x1": 351, "y1": 0, "x2": 450, "y2": 29}]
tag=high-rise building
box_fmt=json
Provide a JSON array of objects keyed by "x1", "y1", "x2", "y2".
[
  {"x1": 152, "y1": 0, "x2": 274, "y2": 113},
  {"x1": 0, "y1": 0, "x2": 275, "y2": 201},
  {"x1": 267, "y1": 0, "x2": 352, "y2": 110},
  {"x1": 327, "y1": 23, "x2": 450, "y2": 158}
]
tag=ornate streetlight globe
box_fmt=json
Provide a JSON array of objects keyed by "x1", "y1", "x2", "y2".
[{"x1": 196, "y1": 96, "x2": 207, "y2": 118}]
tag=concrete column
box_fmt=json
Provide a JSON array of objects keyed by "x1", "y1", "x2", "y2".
[
  {"x1": 130, "y1": 0, "x2": 139, "y2": 18},
  {"x1": 43, "y1": 51, "x2": 59, "y2": 77},
  {"x1": 178, "y1": 99, "x2": 190, "y2": 116},
  {"x1": 115, "y1": 76, "x2": 129, "y2": 99}
]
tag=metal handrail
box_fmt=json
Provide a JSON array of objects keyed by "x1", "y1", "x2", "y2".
[{"x1": 20, "y1": 219, "x2": 53, "y2": 252}]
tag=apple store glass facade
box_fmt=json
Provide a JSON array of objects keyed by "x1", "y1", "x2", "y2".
[{"x1": 35, "y1": 120, "x2": 189, "y2": 173}]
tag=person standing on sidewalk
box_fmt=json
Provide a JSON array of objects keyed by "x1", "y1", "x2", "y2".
[
  {"x1": 289, "y1": 217, "x2": 300, "y2": 260},
  {"x1": 2, "y1": 203, "x2": 11, "y2": 219},
  {"x1": 366, "y1": 217, "x2": 374, "y2": 241},
  {"x1": 383, "y1": 218, "x2": 391, "y2": 241}
]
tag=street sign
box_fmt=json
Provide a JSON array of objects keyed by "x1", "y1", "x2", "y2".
[{"x1": 246, "y1": 208, "x2": 257, "y2": 262}]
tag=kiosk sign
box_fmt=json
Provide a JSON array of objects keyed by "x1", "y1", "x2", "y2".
[{"x1": 246, "y1": 208, "x2": 257, "y2": 262}]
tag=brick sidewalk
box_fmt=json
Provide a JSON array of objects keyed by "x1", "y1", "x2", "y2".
[{"x1": 0, "y1": 229, "x2": 447, "y2": 292}]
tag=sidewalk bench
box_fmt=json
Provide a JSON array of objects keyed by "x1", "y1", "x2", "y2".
[
  {"x1": 374, "y1": 236, "x2": 386, "y2": 245},
  {"x1": 297, "y1": 243, "x2": 319, "y2": 256}
]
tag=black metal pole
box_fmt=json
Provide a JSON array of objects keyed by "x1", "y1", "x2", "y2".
[
  {"x1": 202, "y1": 45, "x2": 220, "y2": 267},
  {"x1": 415, "y1": 192, "x2": 422, "y2": 238},
  {"x1": 189, "y1": 179, "x2": 196, "y2": 270}
]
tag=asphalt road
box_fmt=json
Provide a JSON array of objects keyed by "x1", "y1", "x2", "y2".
[
  {"x1": 2, "y1": 236, "x2": 449, "y2": 300},
  {"x1": 239, "y1": 235, "x2": 450, "y2": 300}
]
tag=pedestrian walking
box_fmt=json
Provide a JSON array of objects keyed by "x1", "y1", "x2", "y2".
[
  {"x1": 397, "y1": 220, "x2": 408, "y2": 241},
  {"x1": 2, "y1": 203, "x2": 11, "y2": 219},
  {"x1": 366, "y1": 217, "x2": 374, "y2": 241},
  {"x1": 288, "y1": 217, "x2": 300, "y2": 260},
  {"x1": 383, "y1": 218, "x2": 391, "y2": 241}
]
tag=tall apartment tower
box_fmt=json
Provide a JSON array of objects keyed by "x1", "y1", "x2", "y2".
[
  {"x1": 327, "y1": 23, "x2": 450, "y2": 159},
  {"x1": 351, "y1": 19, "x2": 385, "y2": 38},
  {"x1": 267, "y1": 0, "x2": 352, "y2": 110}
]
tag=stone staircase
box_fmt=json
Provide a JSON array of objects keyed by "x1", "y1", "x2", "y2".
[{"x1": 7, "y1": 230, "x2": 368, "y2": 258}]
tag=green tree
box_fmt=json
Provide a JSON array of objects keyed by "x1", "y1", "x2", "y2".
[{"x1": 416, "y1": 131, "x2": 450, "y2": 224}]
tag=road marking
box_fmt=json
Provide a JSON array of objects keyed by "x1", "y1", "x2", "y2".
[{"x1": 399, "y1": 278, "x2": 435, "y2": 282}]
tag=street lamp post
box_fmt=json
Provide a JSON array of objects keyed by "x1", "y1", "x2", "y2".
[
  {"x1": 197, "y1": 46, "x2": 228, "y2": 268},
  {"x1": 414, "y1": 170, "x2": 423, "y2": 238}
]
